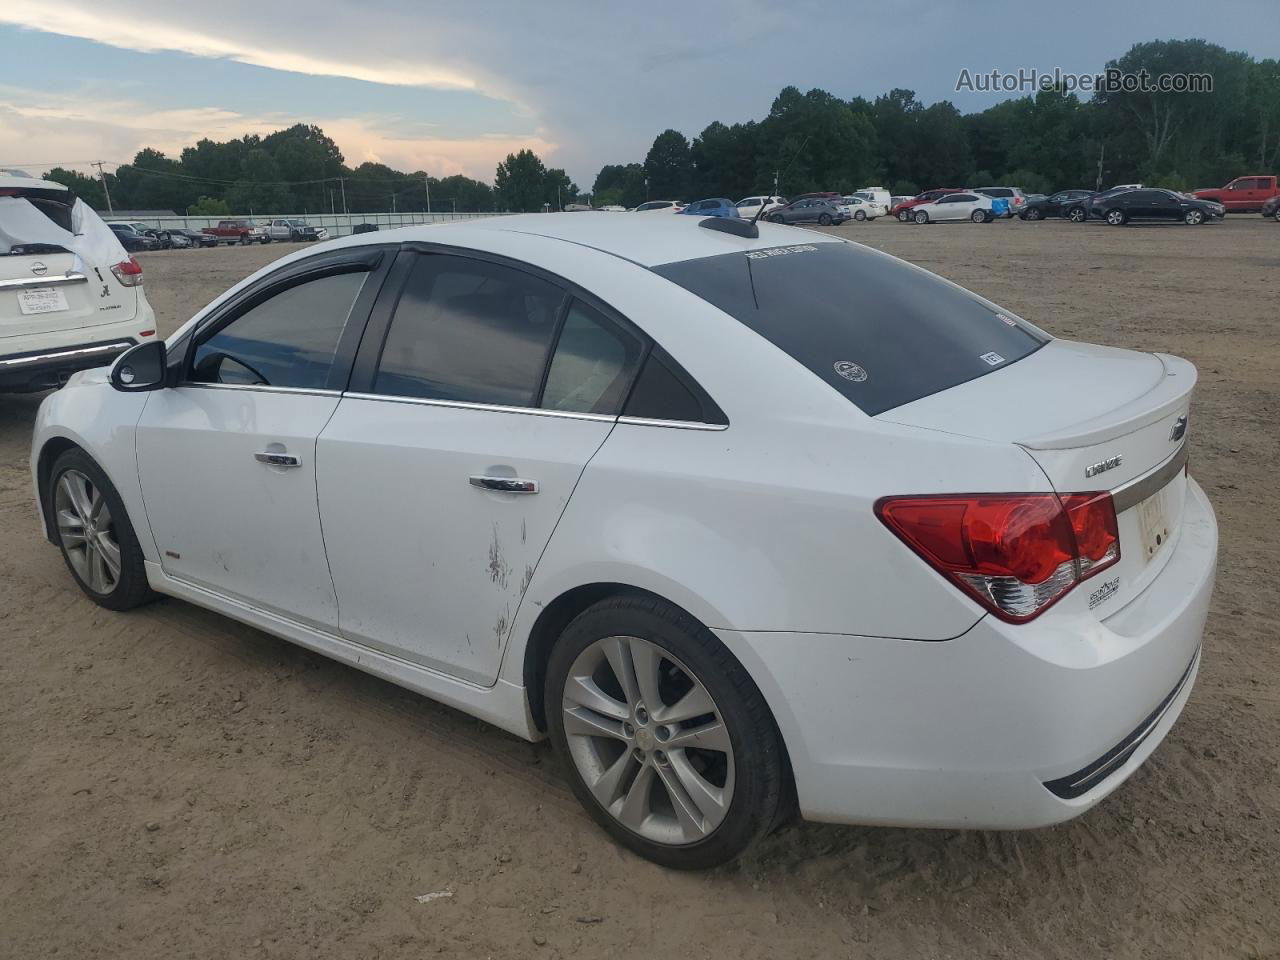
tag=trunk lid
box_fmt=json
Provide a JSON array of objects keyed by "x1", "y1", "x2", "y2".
[{"x1": 880, "y1": 339, "x2": 1194, "y2": 614}]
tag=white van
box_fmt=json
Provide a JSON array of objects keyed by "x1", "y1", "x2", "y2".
[
  {"x1": 0, "y1": 175, "x2": 157, "y2": 392},
  {"x1": 855, "y1": 186, "x2": 891, "y2": 210}
]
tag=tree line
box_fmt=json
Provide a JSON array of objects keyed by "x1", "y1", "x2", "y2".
[
  {"x1": 40, "y1": 39, "x2": 1279, "y2": 215},
  {"x1": 595, "y1": 39, "x2": 1279, "y2": 206},
  {"x1": 42, "y1": 124, "x2": 560, "y2": 216}
]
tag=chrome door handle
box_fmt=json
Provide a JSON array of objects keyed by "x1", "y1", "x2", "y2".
[
  {"x1": 469, "y1": 475, "x2": 538, "y2": 494},
  {"x1": 255, "y1": 452, "x2": 301, "y2": 468}
]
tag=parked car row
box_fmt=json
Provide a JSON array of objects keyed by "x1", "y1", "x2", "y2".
[
  {"x1": 107, "y1": 218, "x2": 331, "y2": 250},
  {"x1": 1017, "y1": 186, "x2": 1226, "y2": 226}
]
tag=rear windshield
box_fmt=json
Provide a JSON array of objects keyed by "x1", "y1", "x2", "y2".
[{"x1": 651, "y1": 241, "x2": 1048, "y2": 416}]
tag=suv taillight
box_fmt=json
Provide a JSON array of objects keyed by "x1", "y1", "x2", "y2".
[
  {"x1": 110, "y1": 256, "x2": 143, "y2": 287},
  {"x1": 876, "y1": 492, "x2": 1119, "y2": 622}
]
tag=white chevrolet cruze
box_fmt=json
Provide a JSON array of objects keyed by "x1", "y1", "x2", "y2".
[{"x1": 32, "y1": 213, "x2": 1217, "y2": 868}]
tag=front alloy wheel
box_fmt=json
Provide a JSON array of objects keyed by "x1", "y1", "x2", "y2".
[
  {"x1": 1184, "y1": 208, "x2": 1205, "y2": 225},
  {"x1": 55, "y1": 470, "x2": 120, "y2": 595},
  {"x1": 897, "y1": 209, "x2": 912, "y2": 222},
  {"x1": 561, "y1": 635, "x2": 734, "y2": 846}
]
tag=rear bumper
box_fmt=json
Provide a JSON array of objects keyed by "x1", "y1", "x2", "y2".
[
  {"x1": 717, "y1": 477, "x2": 1217, "y2": 829},
  {"x1": 0, "y1": 303, "x2": 154, "y2": 392},
  {"x1": 0, "y1": 337, "x2": 136, "y2": 391}
]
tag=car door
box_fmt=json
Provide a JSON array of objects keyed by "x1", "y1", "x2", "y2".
[
  {"x1": 1149, "y1": 190, "x2": 1183, "y2": 220},
  {"x1": 135, "y1": 246, "x2": 389, "y2": 631},
  {"x1": 316, "y1": 247, "x2": 646, "y2": 685},
  {"x1": 934, "y1": 195, "x2": 959, "y2": 220}
]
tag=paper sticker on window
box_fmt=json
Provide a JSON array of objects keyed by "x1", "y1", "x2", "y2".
[{"x1": 979, "y1": 352, "x2": 1005, "y2": 366}]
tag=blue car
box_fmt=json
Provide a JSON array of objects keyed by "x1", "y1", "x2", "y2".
[{"x1": 679, "y1": 198, "x2": 739, "y2": 218}]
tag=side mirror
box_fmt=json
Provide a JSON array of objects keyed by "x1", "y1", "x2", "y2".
[{"x1": 111, "y1": 339, "x2": 167, "y2": 392}]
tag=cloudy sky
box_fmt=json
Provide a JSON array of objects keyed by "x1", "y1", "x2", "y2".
[{"x1": 0, "y1": 0, "x2": 1274, "y2": 187}]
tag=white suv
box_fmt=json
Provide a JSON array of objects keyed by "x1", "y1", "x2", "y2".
[{"x1": 0, "y1": 175, "x2": 157, "y2": 392}]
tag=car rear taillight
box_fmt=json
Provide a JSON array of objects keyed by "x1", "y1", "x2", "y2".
[
  {"x1": 110, "y1": 256, "x2": 143, "y2": 287},
  {"x1": 876, "y1": 492, "x2": 1119, "y2": 622}
]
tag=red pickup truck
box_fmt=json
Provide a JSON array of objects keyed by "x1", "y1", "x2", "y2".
[
  {"x1": 1192, "y1": 176, "x2": 1279, "y2": 213},
  {"x1": 202, "y1": 219, "x2": 269, "y2": 245}
]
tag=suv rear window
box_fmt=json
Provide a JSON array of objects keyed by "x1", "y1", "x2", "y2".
[{"x1": 651, "y1": 242, "x2": 1047, "y2": 416}]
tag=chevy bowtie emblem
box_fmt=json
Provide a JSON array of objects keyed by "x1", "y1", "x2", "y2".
[{"x1": 1169, "y1": 415, "x2": 1188, "y2": 442}]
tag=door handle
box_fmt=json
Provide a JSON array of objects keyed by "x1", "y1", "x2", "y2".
[
  {"x1": 255, "y1": 452, "x2": 302, "y2": 468},
  {"x1": 469, "y1": 475, "x2": 538, "y2": 494}
]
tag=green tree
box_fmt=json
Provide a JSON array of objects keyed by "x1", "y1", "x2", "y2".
[
  {"x1": 644, "y1": 130, "x2": 693, "y2": 200},
  {"x1": 188, "y1": 196, "x2": 231, "y2": 216},
  {"x1": 495, "y1": 149, "x2": 549, "y2": 211},
  {"x1": 41, "y1": 167, "x2": 107, "y2": 209},
  {"x1": 592, "y1": 163, "x2": 646, "y2": 207}
]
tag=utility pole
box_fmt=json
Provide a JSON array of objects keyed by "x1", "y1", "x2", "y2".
[
  {"x1": 1095, "y1": 142, "x2": 1105, "y2": 192},
  {"x1": 92, "y1": 161, "x2": 114, "y2": 214},
  {"x1": 424, "y1": 175, "x2": 431, "y2": 214},
  {"x1": 339, "y1": 177, "x2": 348, "y2": 215},
  {"x1": 391, "y1": 192, "x2": 396, "y2": 214}
]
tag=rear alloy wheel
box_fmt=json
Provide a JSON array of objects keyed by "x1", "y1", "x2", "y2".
[
  {"x1": 970, "y1": 209, "x2": 986, "y2": 223},
  {"x1": 817, "y1": 213, "x2": 832, "y2": 226},
  {"x1": 914, "y1": 210, "x2": 929, "y2": 224},
  {"x1": 1184, "y1": 208, "x2": 1205, "y2": 225},
  {"x1": 1024, "y1": 207, "x2": 1043, "y2": 221},
  {"x1": 547, "y1": 596, "x2": 785, "y2": 869},
  {"x1": 1274, "y1": 208, "x2": 1280, "y2": 222},
  {"x1": 1105, "y1": 208, "x2": 1127, "y2": 226},
  {"x1": 853, "y1": 209, "x2": 866, "y2": 221},
  {"x1": 898, "y1": 209, "x2": 912, "y2": 222},
  {"x1": 49, "y1": 449, "x2": 155, "y2": 611},
  {"x1": 1068, "y1": 206, "x2": 1087, "y2": 223}
]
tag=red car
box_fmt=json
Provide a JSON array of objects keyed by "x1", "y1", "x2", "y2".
[
  {"x1": 1192, "y1": 176, "x2": 1279, "y2": 213},
  {"x1": 890, "y1": 189, "x2": 966, "y2": 223}
]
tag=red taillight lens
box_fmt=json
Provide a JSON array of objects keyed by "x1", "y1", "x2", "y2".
[
  {"x1": 876, "y1": 492, "x2": 1119, "y2": 622},
  {"x1": 110, "y1": 256, "x2": 143, "y2": 287}
]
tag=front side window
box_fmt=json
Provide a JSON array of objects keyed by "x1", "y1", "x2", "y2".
[
  {"x1": 541, "y1": 300, "x2": 643, "y2": 414},
  {"x1": 191, "y1": 270, "x2": 367, "y2": 389},
  {"x1": 374, "y1": 254, "x2": 564, "y2": 406}
]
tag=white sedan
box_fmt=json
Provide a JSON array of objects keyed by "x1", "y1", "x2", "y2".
[
  {"x1": 840, "y1": 196, "x2": 883, "y2": 221},
  {"x1": 632, "y1": 200, "x2": 685, "y2": 213},
  {"x1": 910, "y1": 191, "x2": 995, "y2": 223},
  {"x1": 735, "y1": 195, "x2": 786, "y2": 219},
  {"x1": 32, "y1": 213, "x2": 1217, "y2": 869}
]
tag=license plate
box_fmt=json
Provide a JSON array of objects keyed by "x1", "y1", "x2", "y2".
[
  {"x1": 1137, "y1": 486, "x2": 1171, "y2": 565},
  {"x1": 17, "y1": 287, "x2": 70, "y2": 315}
]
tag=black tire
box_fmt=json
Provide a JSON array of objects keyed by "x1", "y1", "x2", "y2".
[
  {"x1": 914, "y1": 210, "x2": 929, "y2": 224},
  {"x1": 1024, "y1": 207, "x2": 1043, "y2": 220},
  {"x1": 768, "y1": 213, "x2": 784, "y2": 223},
  {"x1": 853, "y1": 209, "x2": 866, "y2": 221},
  {"x1": 1105, "y1": 208, "x2": 1127, "y2": 226},
  {"x1": 971, "y1": 209, "x2": 986, "y2": 223},
  {"x1": 47, "y1": 448, "x2": 156, "y2": 611},
  {"x1": 1068, "y1": 206, "x2": 1087, "y2": 223},
  {"x1": 546, "y1": 595, "x2": 787, "y2": 870},
  {"x1": 1184, "y1": 208, "x2": 1205, "y2": 225},
  {"x1": 817, "y1": 213, "x2": 832, "y2": 226},
  {"x1": 897, "y1": 209, "x2": 912, "y2": 222}
]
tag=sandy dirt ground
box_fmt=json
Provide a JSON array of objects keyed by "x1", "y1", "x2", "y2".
[{"x1": 2, "y1": 218, "x2": 1277, "y2": 959}]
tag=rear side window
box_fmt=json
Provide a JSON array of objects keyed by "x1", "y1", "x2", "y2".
[
  {"x1": 652, "y1": 242, "x2": 1047, "y2": 416},
  {"x1": 374, "y1": 254, "x2": 564, "y2": 406},
  {"x1": 542, "y1": 300, "x2": 643, "y2": 414},
  {"x1": 623, "y1": 347, "x2": 726, "y2": 425}
]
